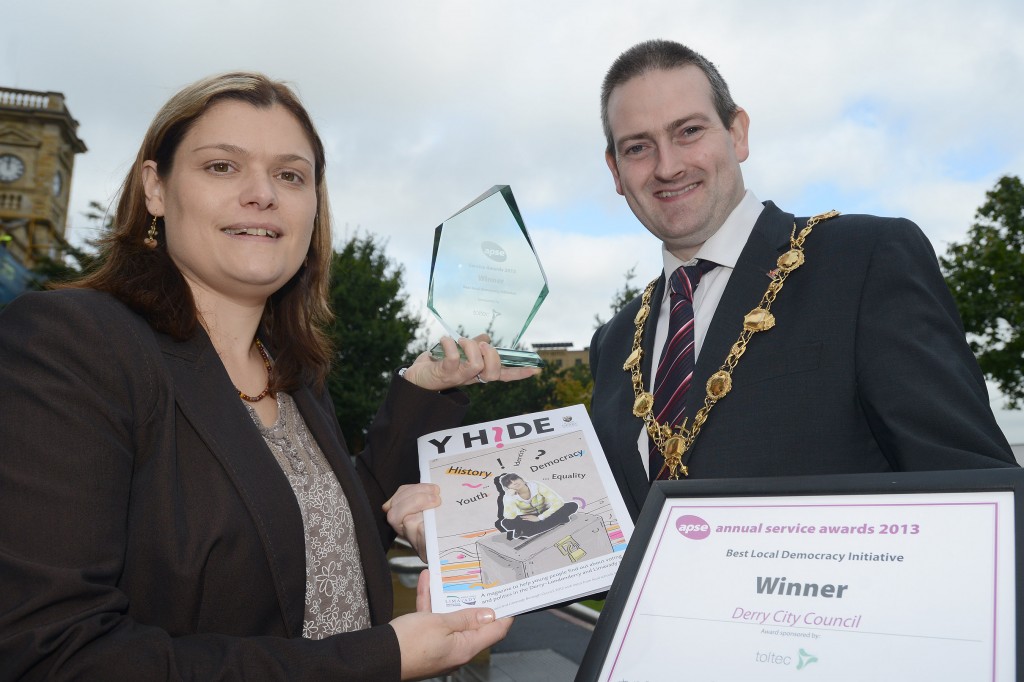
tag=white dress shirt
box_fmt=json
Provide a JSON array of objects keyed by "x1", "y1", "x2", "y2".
[{"x1": 638, "y1": 190, "x2": 766, "y2": 475}]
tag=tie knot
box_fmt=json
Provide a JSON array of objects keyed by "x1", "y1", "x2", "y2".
[{"x1": 669, "y1": 260, "x2": 717, "y2": 299}]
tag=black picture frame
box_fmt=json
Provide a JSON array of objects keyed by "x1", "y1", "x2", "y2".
[{"x1": 576, "y1": 468, "x2": 1024, "y2": 681}]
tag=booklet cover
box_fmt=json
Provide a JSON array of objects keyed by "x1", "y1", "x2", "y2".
[{"x1": 419, "y1": 404, "x2": 634, "y2": 618}]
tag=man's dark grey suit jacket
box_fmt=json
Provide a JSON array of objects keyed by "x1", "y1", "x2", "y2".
[{"x1": 590, "y1": 202, "x2": 1016, "y2": 521}]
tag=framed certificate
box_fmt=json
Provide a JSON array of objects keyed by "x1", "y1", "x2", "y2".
[{"x1": 577, "y1": 469, "x2": 1023, "y2": 681}]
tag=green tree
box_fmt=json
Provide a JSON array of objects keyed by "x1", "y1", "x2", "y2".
[
  {"x1": 327, "y1": 233, "x2": 421, "y2": 450},
  {"x1": 29, "y1": 200, "x2": 107, "y2": 287},
  {"x1": 30, "y1": 240, "x2": 99, "y2": 287},
  {"x1": 552, "y1": 362, "x2": 593, "y2": 412},
  {"x1": 594, "y1": 265, "x2": 641, "y2": 328},
  {"x1": 461, "y1": 367, "x2": 558, "y2": 424},
  {"x1": 460, "y1": 361, "x2": 593, "y2": 425},
  {"x1": 940, "y1": 175, "x2": 1024, "y2": 408}
]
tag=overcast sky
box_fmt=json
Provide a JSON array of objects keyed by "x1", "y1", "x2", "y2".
[{"x1": 3, "y1": 0, "x2": 1022, "y2": 441}]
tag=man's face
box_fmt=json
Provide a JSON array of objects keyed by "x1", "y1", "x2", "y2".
[{"x1": 605, "y1": 66, "x2": 750, "y2": 260}]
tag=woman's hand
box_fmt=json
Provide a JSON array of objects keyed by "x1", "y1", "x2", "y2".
[
  {"x1": 400, "y1": 334, "x2": 540, "y2": 391},
  {"x1": 390, "y1": 570, "x2": 513, "y2": 680},
  {"x1": 383, "y1": 483, "x2": 440, "y2": 561}
]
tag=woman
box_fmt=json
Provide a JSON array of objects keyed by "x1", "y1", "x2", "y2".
[{"x1": 0, "y1": 73, "x2": 534, "y2": 680}]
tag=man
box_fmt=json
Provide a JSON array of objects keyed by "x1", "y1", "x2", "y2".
[
  {"x1": 589, "y1": 39, "x2": 1017, "y2": 522},
  {"x1": 495, "y1": 473, "x2": 578, "y2": 539}
]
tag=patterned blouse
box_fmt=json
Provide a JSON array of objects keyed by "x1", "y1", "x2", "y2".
[{"x1": 246, "y1": 392, "x2": 371, "y2": 639}]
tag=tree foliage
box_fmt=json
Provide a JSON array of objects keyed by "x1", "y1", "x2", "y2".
[
  {"x1": 594, "y1": 265, "x2": 641, "y2": 328},
  {"x1": 461, "y1": 362, "x2": 593, "y2": 425},
  {"x1": 30, "y1": 240, "x2": 100, "y2": 287},
  {"x1": 552, "y1": 363, "x2": 594, "y2": 411},
  {"x1": 940, "y1": 175, "x2": 1024, "y2": 408},
  {"x1": 29, "y1": 200, "x2": 107, "y2": 288},
  {"x1": 326, "y1": 233, "x2": 421, "y2": 450},
  {"x1": 462, "y1": 366, "x2": 558, "y2": 425}
]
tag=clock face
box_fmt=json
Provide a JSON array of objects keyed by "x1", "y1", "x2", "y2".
[
  {"x1": 52, "y1": 170, "x2": 63, "y2": 197},
  {"x1": 0, "y1": 154, "x2": 26, "y2": 183}
]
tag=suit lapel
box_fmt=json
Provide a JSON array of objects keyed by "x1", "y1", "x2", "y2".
[
  {"x1": 157, "y1": 331, "x2": 307, "y2": 636},
  {"x1": 687, "y1": 202, "x2": 794, "y2": 462}
]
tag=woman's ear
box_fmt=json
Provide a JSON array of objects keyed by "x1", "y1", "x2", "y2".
[{"x1": 141, "y1": 161, "x2": 166, "y2": 217}]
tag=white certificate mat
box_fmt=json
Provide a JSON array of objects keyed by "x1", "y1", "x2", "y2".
[{"x1": 577, "y1": 470, "x2": 1022, "y2": 682}]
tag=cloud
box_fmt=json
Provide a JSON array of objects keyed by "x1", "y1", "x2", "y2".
[{"x1": 3, "y1": 0, "x2": 1021, "y2": 438}]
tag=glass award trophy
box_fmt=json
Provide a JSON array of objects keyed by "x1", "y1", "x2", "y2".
[{"x1": 428, "y1": 185, "x2": 549, "y2": 368}]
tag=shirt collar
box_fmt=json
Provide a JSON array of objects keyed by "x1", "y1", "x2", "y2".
[{"x1": 661, "y1": 190, "x2": 764, "y2": 275}]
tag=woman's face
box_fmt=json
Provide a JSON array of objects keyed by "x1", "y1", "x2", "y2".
[{"x1": 142, "y1": 100, "x2": 318, "y2": 308}]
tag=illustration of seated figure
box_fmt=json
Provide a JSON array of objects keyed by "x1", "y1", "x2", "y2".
[{"x1": 496, "y1": 473, "x2": 578, "y2": 540}]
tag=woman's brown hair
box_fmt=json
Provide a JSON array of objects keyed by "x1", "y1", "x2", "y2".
[{"x1": 72, "y1": 72, "x2": 334, "y2": 391}]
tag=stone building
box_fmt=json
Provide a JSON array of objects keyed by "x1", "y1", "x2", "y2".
[
  {"x1": 0, "y1": 86, "x2": 87, "y2": 300},
  {"x1": 533, "y1": 342, "x2": 589, "y2": 369}
]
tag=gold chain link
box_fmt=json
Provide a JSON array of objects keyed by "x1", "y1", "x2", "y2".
[{"x1": 623, "y1": 210, "x2": 840, "y2": 479}]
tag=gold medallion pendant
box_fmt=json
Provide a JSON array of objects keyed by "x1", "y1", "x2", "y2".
[
  {"x1": 633, "y1": 392, "x2": 654, "y2": 417},
  {"x1": 622, "y1": 209, "x2": 840, "y2": 478},
  {"x1": 777, "y1": 249, "x2": 805, "y2": 272},
  {"x1": 634, "y1": 304, "x2": 650, "y2": 326},
  {"x1": 664, "y1": 434, "x2": 685, "y2": 458},
  {"x1": 743, "y1": 308, "x2": 776, "y2": 332},
  {"x1": 706, "y1": 371, "x2": 732, "y2": 400}
]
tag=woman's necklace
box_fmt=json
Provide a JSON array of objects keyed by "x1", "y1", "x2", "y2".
[
  {"x1": 625, "y1": 210, "x2": 839, "y2": 480},
  {"x1": 237, "y1": 338, "x2": 273, "y2": 403}
]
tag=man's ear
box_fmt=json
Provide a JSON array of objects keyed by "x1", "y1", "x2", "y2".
[
  {"x1": 605, "y1": 150, "x2": 624, "y2": 196},
  {"x1": 729, "y1": 107, "x2": 750, "y2": 163},
  {"x1": 141, "y1": 160, "x2": 166, "y2": 216}
]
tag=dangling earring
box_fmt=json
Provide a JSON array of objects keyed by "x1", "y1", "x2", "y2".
[{"x1": 144, "y1": 216, "x2": 159, "y2": 249}]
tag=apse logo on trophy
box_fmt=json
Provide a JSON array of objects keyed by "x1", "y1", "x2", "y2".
[{"x1": 428, "y1": 185, "x2": 549, "y2": 368}]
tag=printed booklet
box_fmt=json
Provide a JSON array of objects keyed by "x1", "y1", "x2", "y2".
[{"x1": 419, "y1": 404, "x2": 634, "y2": 618}]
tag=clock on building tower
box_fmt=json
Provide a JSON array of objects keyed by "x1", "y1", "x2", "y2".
[
  {"x1": 0, "y1": 87, "x2": 87, "y2": 272},
  {"x1": 0, "y1": 153, "x2": 26, "y2": 182}
]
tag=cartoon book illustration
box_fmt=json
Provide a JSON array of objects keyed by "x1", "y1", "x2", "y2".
[{"x1": 419, "y1": 404, "x2": 633, "y2": 617}]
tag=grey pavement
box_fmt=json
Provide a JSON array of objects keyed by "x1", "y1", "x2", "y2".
[{"x1": 434, "y1": 607, "x2": 595, "y2": 682}]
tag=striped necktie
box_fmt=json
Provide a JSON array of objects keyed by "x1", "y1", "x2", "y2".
[{"x1": 649, "y1": 260, "x2": 717, "y2": 480}]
